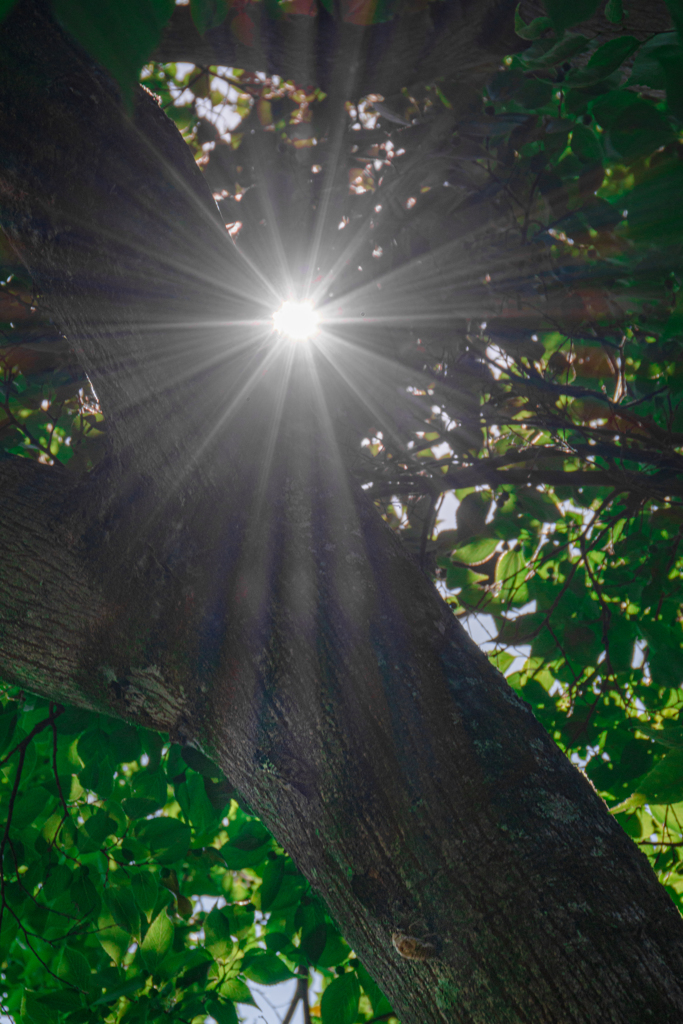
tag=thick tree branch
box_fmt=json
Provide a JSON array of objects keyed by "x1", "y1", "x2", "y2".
[
  {"x1": 153, "y1": 0, "x2": 523, "y2": 97},
  {"x1": 0, "y1": 456, "x2": 105, "y2": 707},
  {"x1": 153, "y1": 0, "x2": 673, "y2": 98}
]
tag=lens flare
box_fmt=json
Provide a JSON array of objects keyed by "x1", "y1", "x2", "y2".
[{"x1": 273, "y1": 301, "x2": 319, "y2": 341}]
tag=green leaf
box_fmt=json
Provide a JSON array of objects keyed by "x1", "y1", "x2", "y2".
[
  {"x1": 587, "y1": 35, "x2": 639, "y2": 71},
  {"x1": 515, "y1": 4, "x2": 552, "y2": 39},
  {"x1": 80, "y1": 808, "x2": 117, "y2": 853},
  {"x1": 543, "y1": 0, "x2": 601, "y2": 32},
  {"x1": 445, "y1": 564, "x2": 488, "y2": 591},
  {"x1": 259, "y1": 856, "x2": 285, "y2": 912},
  {"x1": 264, "y1": 931, "x2": 290, "y2": 952},
  {"x1": 132, "y1": 871, "x2": 159, "y2": 920},
  {"x1": 53, "y1": 707, "x2": 91, "y2": 735},
  {"x1": 221, "y1": 819, "x2": 270, "y2": 868},
  {"x1": 77, "y1": 728, "x2": 110, "y2": 766},
  {"x1": 108, "y1": 724, "x2": 142, "y2": 764},
  {"x1": 268, "y1": 874, "x2": 308, "y2": 912},
  {"x1": 218, "y1": 978, "x2": 257, "y2": 1005},
  {"x1": 571, "y1": 123, "x2": 602, "y2": 164},
  {"x1": 496, "y1": 549, "x2": 528, "y2": 603},
  {"x1": 52, "y1": 0, "x2": 175, "y2": 104},
  {"x1": 356, "y1": 963, "x2": 392, "y2": 1017},
  {"x1": 624, "y1": 160, "x2": 683, "y2": 244},
  {"x1": 516, "y1": 78, "x2": 554, "y2": 108},
  {"x1": 139, "y1": 909, "x2": 173, "y2": 974},
  {"x1": 641, "y1": 622, "x2": 683, "y2": 687},
  {"x1": 320, "y1": 973, "x2": 361, "y2": 1024},
  {"x1": 605, "y1": 0, "x2": 624, "y2": 22},
  {"x1": 456, "y1": 491, "x2": 491, "y2": 538},
  {"x1": 317, "y1": 924, "x2": 350, "y2": 968},
  {"x1": 243, "y1": 952, "x2": 295, "y2": 985},
  {"x1": 185, "y1": 771, "x2": 216, "y2": 833},
  {"x1": 39, "y1": 991, "x2": 81, "y2": 1014},
  {"x1": 204, "y1": 906, "x2": 233, "y2": 958},
  {"x1": 105, "y1": 884, "x2": 141, "y2": 937},
  {"x1": 92, "y1": 974, "x2": 146, "y2": 1005},
  {"x1": 131, "y1": 768, "x2": 168, "y2": 809},
  {"x1": 633, "y1": 724, "x2": 683, "y2": 749},
  {"x1": 56, "y1": 947, "x2": 92, "y2": 992},
  {"x1": 497, "y1": 612, "x2": 546, "y2": 645},
  {"x1": 69, "y1": 874, "x2": 100, "y2": 919},
  {"x1": 122, "y1": 796, "x2": 161, "y2": 820},
  {"x1": 12, "y1": 787, "x2": 52, "y2": 829},
  {"x1": 608, "y1": 97, "x2": 675, "y2": 158},
  {"x1": 21, "y1": 991, "x2": 58, "y2": 1024},
  {"x1": 190, "y1": 0, "x2": 228, "y2": 35},
  {"x1": 79, "y1": 756, "x2": 114, "y2": 797},
  {"x1": 665, "y1": 0, "x2": 683, "y2": 35},
  {"x1": 97, "y1": 919, "x2": 131, "y2": 966},
  {"x1": 451, "y1": 536, "x2": 498, "y2": 565},
  {"x1": 515, "y1": 488, "x2": 563, "y2": 523},
  {"x1": 528, "y1": 33, "x2": 590, "y2": 67},
  {"x1": 207, "y1": 998, "x2": 238, "y2": 1024},
  {"x1": 593, "y1": 88, "x2": 643, "y2": 126},
  {"x1": 628, "y1": 32, "x2": 680, "y2": 89},
  {"x1": 658, "y1": 48, "x2": 683, "y2": 118},
  {"x1": 636, "y1": 749, "x2": 683, "y2": 804},
  {"x1": 205, "y1": 777, "x2": 235, "y2": 814},
  {"x1": 567, "y1": 36, "x2": 639, "y2": 87},
  {"x1": 157, "y1": 947, "x2": 211, "y2": 981},
  {"x1": 0, "y1": 708, "x2": 17, "y2": 755},
  {"x1": 301, "y1": 922, "x2": 327, "y2": 964},
  {"x1": 42, "y1": 864, "x2": 72, "y2": 902},
  {"x1": 181, "y1": 746, "x2": 223, "y2": 778},
  {"x1": 136, "y1": 816, "x2": 191, "y2": 863}
]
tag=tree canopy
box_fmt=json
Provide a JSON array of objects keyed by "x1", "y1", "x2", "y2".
[{"x1": 3, "y1": 0, "x2": 683, "y2": 1022}]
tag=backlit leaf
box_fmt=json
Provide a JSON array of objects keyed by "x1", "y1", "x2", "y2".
[
  {"x1": 243, "y1": 952, "x2": 295, "y2": 985},
  {"x1": 321, "y1": 972, "x2": 360, "y2": 1024},
  {"x1": 636, "y1": 749, "x2": 683, "y2": 805},
  {"x1": 543, "y1": 0, "x2": 600, "y2": 32},
  {"x1": 139, "y1": 910, "x2": 173, "y2": 973},
  {"x1": 105, "y1": 885, "x2": 140, "y2": 937}
]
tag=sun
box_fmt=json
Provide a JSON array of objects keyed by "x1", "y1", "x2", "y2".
[{"x1": 272, "y1": 301, "x2": 319, "y2": 341}]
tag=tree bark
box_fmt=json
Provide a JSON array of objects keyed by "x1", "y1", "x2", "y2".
[{"x1": 2, "y1": 4, "x2": 683, "y2": 1023}]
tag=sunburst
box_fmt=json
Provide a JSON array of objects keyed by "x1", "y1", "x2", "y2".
[{"x1": 272, "y1": 301, "x2": 320, "y2": 342}]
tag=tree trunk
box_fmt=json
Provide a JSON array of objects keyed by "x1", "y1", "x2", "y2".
[{"x1": 2, "y1": 4, "x2": 683, "y2": 1022}]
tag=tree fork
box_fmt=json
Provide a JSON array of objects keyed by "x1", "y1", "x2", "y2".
[{"x1": 2, "y1": 3, "x2": 683, "y2": 1022}]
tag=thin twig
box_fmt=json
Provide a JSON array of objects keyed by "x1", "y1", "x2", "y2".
[
  {"x1": 0, "y1": 707, "x2": 64, "y2": 769},
  {"x1": 50, "y1": 702, "x2": 69, "y2": 817}
]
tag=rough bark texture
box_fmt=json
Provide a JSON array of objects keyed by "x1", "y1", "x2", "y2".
[
  {"x1": 2, "y1": 3, "x2": 683, "y2": 1022},
  {"x1": 152, "y1": 0, "x2": 673, "y2": 98}
]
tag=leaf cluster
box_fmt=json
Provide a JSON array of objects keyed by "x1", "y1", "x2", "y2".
[{"x1": 0, "y1": 690, "x2": 390, "y2": 1024}]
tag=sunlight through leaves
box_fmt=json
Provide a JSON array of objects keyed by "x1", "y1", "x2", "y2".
[{"x1": 272, "y1": 301, "x2": 319, "y2": 342}]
